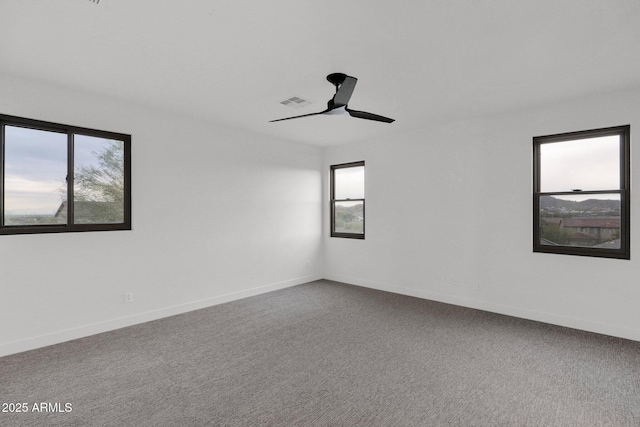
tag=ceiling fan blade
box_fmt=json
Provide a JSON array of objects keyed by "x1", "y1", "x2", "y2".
[
  {"x1": 332, "y1": 76, "x2": 357, "y2": 107},
  {"x1": 269, "y1": 110, "x2": 329, "y2": 123},
  {"x1": 346, "y1": 108, "x2": 395, "y2": 123}
]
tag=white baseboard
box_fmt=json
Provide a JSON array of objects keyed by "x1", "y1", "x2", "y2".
[
  {"x1": 5, "y1": 272, "x2": 636, "y2": 358},
  {"x1": 0, "y1": 274, "x2": 322, "y2": 358},
  {"x1": 324, "y1": 273, "x2": 640, "y2": 342}
]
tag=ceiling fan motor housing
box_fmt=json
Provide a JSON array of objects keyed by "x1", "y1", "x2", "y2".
[{"x1": 326, "y1": 73, "x2": 348, "y2": 86}]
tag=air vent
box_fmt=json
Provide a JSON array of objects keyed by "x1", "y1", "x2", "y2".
[
  {"x1": 280, "y1": 96, "x2": 311, "y2": 109},
  {"x1": 88, "y1": 0, "x2": 100, "y2": 4}
]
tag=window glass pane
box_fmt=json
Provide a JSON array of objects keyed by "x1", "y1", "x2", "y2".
[
  {"x1": 539, "y1": 194, "x2": 620, "y2": 249},
  {"x1": 334, "y1": 201, "x2": 364, "y2": 234},
  {"x1": 334, "y1": 166, "x2": 364, "y2": 199},
  {"x1": 3, "y1": 126, "x2": 67, "y2": 226},
  {"x1": 540, "y1": 135, "x2": 620, "y2": 192},
  {"x1": 73, "y1": 135, "x2": 125, "y2": 224}
]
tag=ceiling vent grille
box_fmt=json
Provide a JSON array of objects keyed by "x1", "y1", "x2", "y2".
[
  {"x1": 88, "y1": 0, "x2": 100, "y2": 4},
  {"x1": 280, "y1": 96, "x2": 311, "y2": 109}
]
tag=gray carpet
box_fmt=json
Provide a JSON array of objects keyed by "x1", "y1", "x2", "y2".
[{"x1": 1, "y1": 280, "x2": 639, "y2": 426}]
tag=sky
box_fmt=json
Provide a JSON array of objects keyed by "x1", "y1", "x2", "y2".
[
  {"x1": 330, "y1": 135, "x2": 619, "y2": 203},
  {"x1": 334, "y1": 165, "x2": 364, "y2": 200},
  {"x1": 3, "y1": 126, "x2": 119, "y2": 216},
  {"x1": 3, "y1": 127, "x2": 619, "y2": 214},
  {"x1": 540, "y1": 135, "x2": 620, "y2": 201}
]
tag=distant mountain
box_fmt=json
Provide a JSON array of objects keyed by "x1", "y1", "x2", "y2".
[{"x1": 540, "y1": 196, "x2": 619, "y2": 211}]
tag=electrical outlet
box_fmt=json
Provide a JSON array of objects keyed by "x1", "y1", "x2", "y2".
[{"x1": 125, "y1": 292, "x2": 134, "y2": 303}]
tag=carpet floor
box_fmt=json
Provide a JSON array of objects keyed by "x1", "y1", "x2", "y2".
[{"x1": 1, "y1": 280, "x2": 639, "y2": 426}]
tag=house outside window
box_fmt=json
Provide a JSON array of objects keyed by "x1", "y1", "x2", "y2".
[
  {"x1": 330, "y1": 161, "x2": 365, "y2": 239},
  {"x1": 1, "y1": 114, "x2": 131, "y2": 235},
  {"x1": 533, "y1": 125, "x2": 630, "y2": 259}
]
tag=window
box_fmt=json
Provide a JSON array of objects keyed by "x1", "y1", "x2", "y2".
[
  {"x1": 330, "y1": 161, "x2": 365, "y2": 239},
  {"x1": 533, "y1": 125, "x2": 629, "y2": 259},
  {"x1": 1, "y1": 114, "x2": 131, "y2": 235}
]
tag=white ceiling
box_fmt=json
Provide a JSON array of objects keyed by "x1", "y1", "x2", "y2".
[{"x1": 2, "y1": 1, "x2": 640, "y2": 146}]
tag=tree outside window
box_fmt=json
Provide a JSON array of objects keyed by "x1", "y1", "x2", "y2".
[{"x1": 1, "y1": 114, "x2": 131, "y2": 235}]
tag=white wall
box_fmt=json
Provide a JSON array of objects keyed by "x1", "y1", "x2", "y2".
[
  {"x1": 3, "y1": 73, "x2": 639, "y2": 358},
  {"x1": 0, "y1": 74, "x2": 323, "y2": 356},
  {"x1": 324, "y1": 87, "x2": 640, "y2": 342}
]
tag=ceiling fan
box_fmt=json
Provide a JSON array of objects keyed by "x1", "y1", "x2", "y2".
[{"x1": 270, "y1": 73, "x2": 395, "y2": 123}]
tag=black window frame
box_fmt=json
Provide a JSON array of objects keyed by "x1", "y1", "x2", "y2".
[
  {"x1": 0, "y1": 114, "x2": 131, "y2": 235},
  {"x1": 330, "y1": 161, "x2": 365, "y2": 239},
  {"x1": 533, "y1": 125, "x2": 630, "y2": 259}
]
